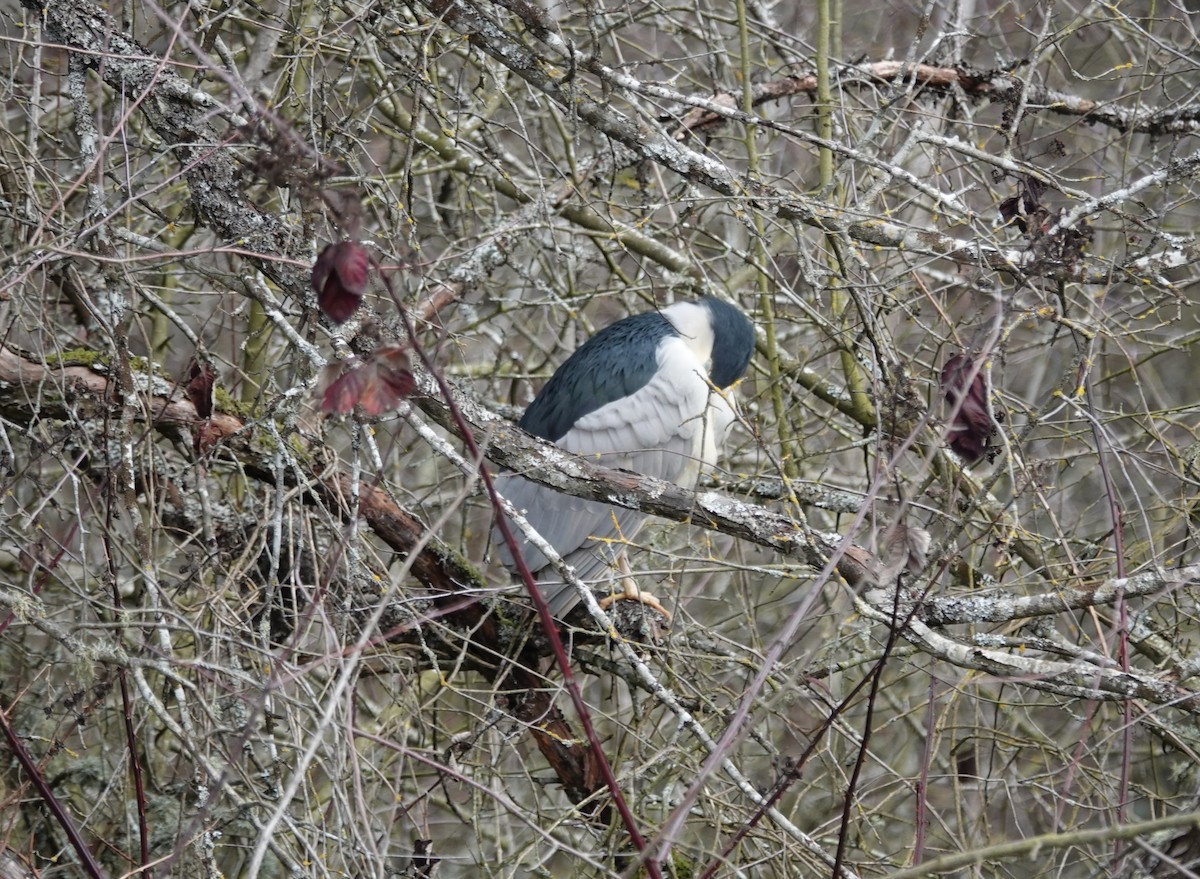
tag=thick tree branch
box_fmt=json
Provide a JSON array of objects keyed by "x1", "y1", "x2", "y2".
[
  {"x1": 21, "y1": 0, "x2": 309, "y2": 295},
  {"x1": 6, "y1": 342, "x2": 1181, "y2": 642},
  {"x1": 488, "y1": 2, "x2": 1200, "y2": 138},
  {"x1": 868, "y1": 599, "x2": 1200, "y2": 715},
  {"x1": 918, "y1": 565, "x2": 1200, "y2": 628},
  {"x1": 680, "y1": 63, "x2": 1200, "y2": 139}
]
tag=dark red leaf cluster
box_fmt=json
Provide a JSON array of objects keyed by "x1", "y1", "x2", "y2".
[
  {"x1": 186, "y1": 359, "x2": 215, "y2": 418},
  {"x1": 940, "y1": 354, "x2": 995, "y2": 464},
  {"x1": 312, "y1": 241, "x2": 370, "y2": 323},
  {"x1": 997, "y1": 174, "x2": 1091, "y2": 267},
  {"x1": 998, "y1": 175, "x2": 1047, "y2": 234},
  {"x1": 321, "y1": 345, "x2": 415, "y2": 416},
  {"x1": 185, "y1": 358, "x2": 221, "y2": 455}
]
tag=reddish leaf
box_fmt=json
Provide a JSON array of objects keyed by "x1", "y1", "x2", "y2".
[
  {"x1": 355, "y1": 361, "x2": 414, "y2": 417},
  {"x1": 312, "y1": 241, "x2": 370, "y2": 323},
  {"x1": 194, "y1": 420, "x2": 222, "y2": 456},
  {"x1": 375, "y1": 344, "x2": 410, "y2": 369},
  {"x1": 940, "y1": 354, "x2": 996, "y2": 463},
  {"x1": 998, "y1": 195, "x2": 1022, "y2": 227},
  {"x1": 321, "y1": 367, "x2": 370, "y2": 414},
  {"x1": 379, "y1": 366, "x2": 415, "y2": 400},
  {"x1": 376, "y1": 345, "x2": 415, "y2": 402},
  {"x1": 998, "y1": 175, "x2": 1049, "y2": 234},
  {"x1": 353, "y1": 372, "x2": 392, "y2": 417},
  {"x1": 319, "y1": 346, "x2": 415, "y2": 417},
  {"x1": 186, "y1": 358, "x2": 215, "y2": 418}
]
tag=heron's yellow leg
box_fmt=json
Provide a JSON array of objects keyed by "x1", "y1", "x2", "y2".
[{"x1": 596, "y1": 553, "x2": 672, "y2": 620}]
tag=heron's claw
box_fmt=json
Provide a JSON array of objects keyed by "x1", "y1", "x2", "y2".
[{"x1": 597, "y1": 578, "x2": 672, "y2": 622}]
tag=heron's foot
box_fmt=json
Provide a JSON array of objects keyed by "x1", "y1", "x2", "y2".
[{"x1": 598, "y1": 579, "x2": 672, "y2": 622}]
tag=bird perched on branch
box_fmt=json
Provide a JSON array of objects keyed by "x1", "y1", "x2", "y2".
[{"x1": 493, "y1": 297, "x2": 755, "y2": 621}]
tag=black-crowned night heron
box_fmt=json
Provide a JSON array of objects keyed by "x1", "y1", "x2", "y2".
[{"x1": 494, "y1": 297, "x2": 755, "y2": 620}]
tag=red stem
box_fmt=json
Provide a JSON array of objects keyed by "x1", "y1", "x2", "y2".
[
  {"x1": 0, "y1": 707, "x2": 108, "y2": 879},
  {"x1": 386, "y1": 276, "x2": 659, "y2": 877}
]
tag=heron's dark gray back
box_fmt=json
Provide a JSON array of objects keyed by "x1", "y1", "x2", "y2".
[{"x1": 519, "y1": 311, "x2": 676, "y2": 442}]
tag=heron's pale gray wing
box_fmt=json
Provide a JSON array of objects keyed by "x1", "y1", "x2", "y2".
[
  {"x1": 563, "y1": 339, "x2": 712, "y2": 472},
  {"x1": 492, "y1": 472, "x2": 637, "y2": 572},
  {"x1": 542, "y1": 508, "x2": 647, "y2": 617},
  {"x1": 492, "y1": 472, "x2": 646, "y2": 615},
  {"x1": 495, "y1": 342, "x2": 725, "y2": 616}
]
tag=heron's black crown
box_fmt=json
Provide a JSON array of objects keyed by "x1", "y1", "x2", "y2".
[
  {"x1": 518, "y1": 298, "x2": 754, "y2": 443},
  {"x1": 701, "y1": 297, "x2": 755, "y2": 389}
]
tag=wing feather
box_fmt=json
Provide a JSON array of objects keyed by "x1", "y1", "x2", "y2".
[{"x1": 494, "y1": 336, "x2": 738, "y2": 615}]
